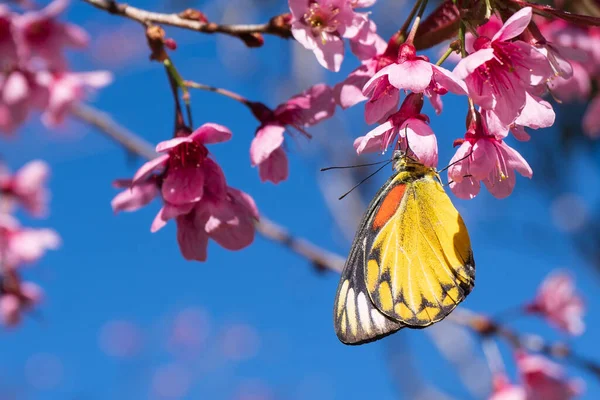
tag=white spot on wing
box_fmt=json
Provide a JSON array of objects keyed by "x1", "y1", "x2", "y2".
[
  {"x1": 347, "y1": 288, "x2": 358, "y2": 336},
  {"x1": 337, "y1": 280, "x2": 349, "y2": 318},
  {"x1": 371, "y1": 309, "x2": 386, "y2": 330},
  {"x1": 357, "y1": 292, "x2": 372, "y2": 334}
]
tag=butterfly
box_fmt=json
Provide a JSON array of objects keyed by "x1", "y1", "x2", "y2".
[{"x1": 333, "y1": 150, "x2": 475, "y2": 345}]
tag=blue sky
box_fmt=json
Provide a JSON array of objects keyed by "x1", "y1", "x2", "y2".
[{"x1": 1, "y1": 0, "x2": 600, "y2": 399}]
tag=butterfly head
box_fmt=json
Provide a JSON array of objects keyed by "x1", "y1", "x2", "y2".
[{"x1": 391, "y1": 150, "x2": 434, "y2": 175}]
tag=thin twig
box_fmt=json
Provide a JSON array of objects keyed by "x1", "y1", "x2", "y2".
[{"x1": 82, "y1": 0, "x2": 292, "y2": 46}]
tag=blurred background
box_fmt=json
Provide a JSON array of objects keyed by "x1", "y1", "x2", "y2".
[{"x1": 2, "y1": 0, "x2": 600, "y2": 398}]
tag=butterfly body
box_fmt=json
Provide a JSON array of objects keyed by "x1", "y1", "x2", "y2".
[{"x1": 334, "y1": 151, "x2": 475, "y2": 345}]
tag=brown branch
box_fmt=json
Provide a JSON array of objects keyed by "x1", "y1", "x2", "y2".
[
  {"x1": 83, "y1": 0, "x2": 293, "y2": 46},
  {"x1": 69, "y1": 102, "x2": 344, "y2": 273},
  {"x1": 450, "y1": 309, "x2": 600, "y2": 379}
]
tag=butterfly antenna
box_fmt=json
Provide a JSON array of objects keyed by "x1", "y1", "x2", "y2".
[
  {"x1": 439, "y1": 150, "x2": 474, "y2": 173},
  {"x1": 338, "y1": 161, "x2": 392, "y2": 200},
  {"x1": 320, "y1": 160, "x2": 391, "y2": 171}
]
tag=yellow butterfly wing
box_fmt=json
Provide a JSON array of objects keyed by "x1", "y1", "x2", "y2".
[
  {"x1": 334, "y1": 176, "x2": 405, "y2": 345},
  {"x1": 365, "y1": 173, "x2": 475, "y2": 326}
]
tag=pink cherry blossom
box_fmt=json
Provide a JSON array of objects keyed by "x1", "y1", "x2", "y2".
[
  {"x1": 176, "y1": 186, "x2": 259, "y2": 262},
  {"x1": 127, "y1": 123, "x2": 230, "y2": 232},
  {"x1": 489, "y1": 375, "x2": 526, "y2": 400},
  {"x1": 113, "y1": 123, "x2": 260, "y2": 261},
  {"x1": 0, "y1": 278, "x2": 42, "y2": 327},
  {"x1": 454, "y1": 7, "x2": 553, "y2": 127},
  {"x1": 288, "y1": 0, "x2": 370, "y2": 71},
  {"x1": 249, "y1": 84, "x2": 335, "y2": 183},
  {"x1": 0, "y1": 160, "x2": 50, "y2": 218},
  {"x1": 0, "y1": 6, "x2": 18, "y2": 70},
  {"x1": 526, "y1": 271, "x2": 584, "y2": 336},
  {"x1": 516, "y1": 352, "x2": 583, "y2": 400},
  {"x1": 0, "y1": 68, "x2": 48, "y2": 134},
  {"x1": 354, "y1": 93, "x2": 438, "y2": 167},
  {"x1": 0, "y1": 214, "x2": 60, "y2": 268},
  {"x1": 448, "y1": 114, "x2": 532, "y2": 199},
  {"x1": 362, "y1": 43, "x2": 466, "y2": 122},
  {"x1": 41, "y1": 70, "x2": 112, "y2": 127},
  {"x1": 14, "y1": 0, "x2": 89, "y2": 69}
]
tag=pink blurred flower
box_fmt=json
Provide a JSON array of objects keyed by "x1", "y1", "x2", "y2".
[
  {"x1": 0, "y1": 6, "x2": 18, "y2": 70},
  {"x1": 454, "y1": 7, "x2": 553, "y2": 127},
  {"x1": 353, "y1": 93, "x2": 438, "y2": 167},
  {"x1": 583, "y1": 94, "x2": 600, "y2": 138},
  {"x1": 448, "y1": 114, "x2": 532, "y2": 199},
  {"x1": 489, "y1": 375, "x2": 526, "y2": 400},
  {"x1": 0, "y1": 68, "x2": 48, "y2": 134},
  {"x1": 516, "y1": 352, "x2": 583, "y2": 400},
  {"x1": 40, "y1": 70, "x2": 112, "y2": 127},
  {"x1": 176, "y1": 186, "x2": 259, "y2": 262},
  {"x1": 526, "y1": 271, "x2": 584, "y2": 336},
  {"x1": 288, "y1": 0, "x2": 370, "y2": 71},
  {"x1": 548, "y1": 62, "x2": 591, "y2": 103},
  {"x1": 14, "y1": 0, "x2": 89, "y2": 69},
  {"x1": 249, "y1": 84, "x2": 335, "y2": 184},
  {"x1": 0, "y1": 214, "x2": 60, "y2": 267},
  {"x1": 0, "y1": 160, "x2": 50, "y2": 218},
  {"x1": 0, "y1": 279, "x2": 42, "y2": 327}
]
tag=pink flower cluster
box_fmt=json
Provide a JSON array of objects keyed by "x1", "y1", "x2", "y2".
[
  {"x1": 0, "y1": 161, "x2": 60, "y2": 326},
  {"x1": 328, "y1": 7, "x2": 575, "y2": 200},
  {"x1": 0, "y1": 0, "x2": 111, "y2": 134},
  {"x1": 113, "y1": 124, "x2": 259, "y2": 262},
  {"x1": 490, "y1": 352, "x2": 583, "y2": 400},
  {"x1": 539, "y1": 19, "x2": 600, "y2": 138},
  {"x1": 289, "y1": 0, "x2": 383, "y2": 71}
]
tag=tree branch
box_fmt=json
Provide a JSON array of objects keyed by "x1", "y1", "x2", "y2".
[{"x1": 82, "y1": 0, "x2": 293, "y2": 46}]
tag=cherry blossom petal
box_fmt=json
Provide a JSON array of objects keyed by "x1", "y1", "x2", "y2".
[
  {"x1": 431, "y1": 65, "x2": 468, "y2": 95},
  {"x1": 112, "y1": 181, "x2": 159, "y2": 213},
  {"x1": 156, "y1": 137, "x2": 192, "y2": 153},
  {"x1": 190, "y1": 123, "x2": 232, "y2": 144},
  {"x1": 258, "y1": 146, "x2": 289, "y2": 184},
  {"x1": 176, "y1": 211, "x2": 210, "y2": 261},
  {"x1": 162, "y1": 166, "x2": 205, "y2": 205},
  {"x1": 453, "y1": 48, "x2": 496, "y2": 80},
  {"x1": 355, "y1": 120, "x2": 393, "y2": 154},
  {"x1": 250, "y1": 124, "x2": 286, "y2": 166},
  {"x1": 313, "y1": 34, "x2": 345, "y2": 72},
  {"x1": 387, "y1": 60, "x2": 433, "y2": 92},
  {"x1": 364, "y1": 86, "x2": 399, "y2": 125},
  {"x1": 401, "y1": 118, "x2": 438, "y2": 167},
  {"x1": 131, "y1": 154, "x2": 169, "y2": 185},
  {"x1": 492, "y1": 7, "x2": 532, "y2": 43}
]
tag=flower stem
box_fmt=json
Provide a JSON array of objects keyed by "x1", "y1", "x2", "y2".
[
  {"x1": 164, "y1": 58, "x2": 193, "y2": 127},
  {"x1": 396, "y1": 0, "x2": 423, "y2": 44},
  {"x1": 185, "y1": 81, "x2": 251, "y2": 106},
  {"x1": 406, "y1": 0, "x2": 429, "y2": 44},
  {"x1": 435, "y1": 47, "x2": 454, "y2": 66}
]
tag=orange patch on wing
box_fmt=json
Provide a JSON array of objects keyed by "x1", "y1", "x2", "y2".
[{"x1": 372, "y1": 184, "x2": 406, "y2": 229}]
